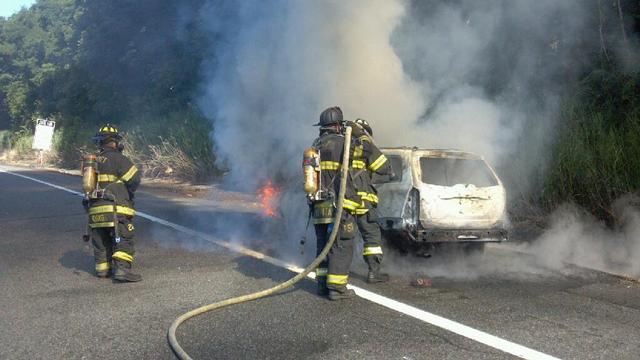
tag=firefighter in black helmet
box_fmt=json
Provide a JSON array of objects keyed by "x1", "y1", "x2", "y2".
[
  {"x1": 349, "y1": 118, "x2": 394, "y2": 283},
  {"x1": 310, "y1": 106, "x2": 361, "y2": 300},
  {"x1": 84, "y1": 124, "x2": 142, "y2": 282}
]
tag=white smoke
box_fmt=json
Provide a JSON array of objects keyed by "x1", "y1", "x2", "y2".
[
  {"x1": 199, "y1": 0, "x2": 424, "y2": 190},
  {"x1": 199, "y1": 0, "x2": 593, "y2": 188},
  {"x1": 196, "y1": 0, "x2": 639, "y2": 275},
  {"x1": 529, "y1": 198, "x2": 640, "y2": 277}
]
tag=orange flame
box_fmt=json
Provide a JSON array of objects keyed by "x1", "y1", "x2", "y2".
[{"x1": 257, "y1": 180, "x2": 280, "y2": 217}]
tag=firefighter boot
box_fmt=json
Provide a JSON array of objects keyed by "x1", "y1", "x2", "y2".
[
  {"x1": 367, "y1": 269, "x2": 389, "y2": 283},
  {"x1": 365, "y1": 255, "x2": 389, "y2": 283},
  {"x1": 112, "y1": 260, "x2": 142, "y2": 282},
  {"x1": 95, "y1": 261, "x2": 110, "y2": 278},
  {"x1": 317, "y1": 277, "x2": 329, "y2": 296},
  {"x1": 328, "y1": 286, "x2": 356, "y2": 301}
]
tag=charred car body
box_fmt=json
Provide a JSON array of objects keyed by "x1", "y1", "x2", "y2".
[{"x1": 374, "y1": 147, "x2": 508, "y2": 253}]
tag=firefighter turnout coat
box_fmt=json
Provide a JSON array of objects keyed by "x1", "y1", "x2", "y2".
[
  {"x1": 88, "y1": 148, "x2": 140, "y2": 228},
  {"x1": 311, "y1": 129, "x2": 363, "y2": 222},
  {"x1": 350, "y1": 125, "x2": 393, "y2": 212}
]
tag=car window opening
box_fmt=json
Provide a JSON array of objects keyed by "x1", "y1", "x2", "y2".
[{"x1": 420, "y1": 157, "x2": 498, "y2": 187}]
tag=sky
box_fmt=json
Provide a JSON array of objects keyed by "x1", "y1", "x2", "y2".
[{"x1": 0, "y1": 0, "x2": 36, "y2": 18}]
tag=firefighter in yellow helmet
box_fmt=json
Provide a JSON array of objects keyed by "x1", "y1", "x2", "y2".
[{"x1": 84, "y1": 124, "x2": 142, "y2": 282}]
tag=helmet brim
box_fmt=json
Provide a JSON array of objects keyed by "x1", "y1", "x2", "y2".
[
  {"x1": 314, "y1": 121, "x2": 341, "y2": 127},
  {"x1": 92, "y1": 133, "x2": 122, "y2": 143}
]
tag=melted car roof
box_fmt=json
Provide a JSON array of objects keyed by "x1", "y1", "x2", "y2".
[{"x1": 380, "y1": 147, "x2": 481, "y2": 160}]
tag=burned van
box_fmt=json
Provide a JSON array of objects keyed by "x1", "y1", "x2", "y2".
[{"x1": 374, "y1": 147, "x2": 508, "y2": 252}]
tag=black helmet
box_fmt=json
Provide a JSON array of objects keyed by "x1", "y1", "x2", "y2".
[
  {"x1": 92, "y1": 124, "x2": 122, "y2": 144},
  {"x1": 355, "y1": 118, "x2": 373, "y2": 136},
  {"x1": 315, "y1": 106, "x2": 343, "y2": 126}
]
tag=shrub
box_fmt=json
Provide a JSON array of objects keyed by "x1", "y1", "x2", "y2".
[
  {"x1": 543, "y1": 71, "x2": 640, "y2": 225},
  {"x1": 0, "y1": 130, "x2": 11, "y2": 150},
  {"x1": 11, "y1": 131, "x2": 35, "y2": 158},
  {"x1": 120, "y1": 110, "x2": 217, "y2": 182}
]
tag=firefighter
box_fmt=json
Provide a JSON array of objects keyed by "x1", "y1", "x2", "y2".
[
  {"x1": 310, "y1": 106, "x2": 361, "y2": 300},
  {"x1": 349, "y1": 118, "x2": 394, "y2": 283},
  {"x1": 84, "y1": 124, "x2": 142, "y2": 282}
]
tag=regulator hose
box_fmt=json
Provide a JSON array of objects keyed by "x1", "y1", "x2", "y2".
[{"x1": 167, "y1": 126, "x2": 353, "y2": 360}]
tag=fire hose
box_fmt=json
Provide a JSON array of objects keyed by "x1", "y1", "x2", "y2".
[{"x1": 167, "y1": 126, "x2": 353, "y2": 360}]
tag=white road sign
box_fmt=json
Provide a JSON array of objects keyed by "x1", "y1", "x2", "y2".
[{"x1": 32, "y1": 119, "x2": 56, "y2": 151}]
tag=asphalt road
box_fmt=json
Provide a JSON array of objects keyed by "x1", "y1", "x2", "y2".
[{"x1": 1, "y1": 165, "x2": 639, "y2": 360}]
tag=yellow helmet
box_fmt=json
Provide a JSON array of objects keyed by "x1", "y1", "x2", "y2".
[{"x1": 92, "y1": 124, "x2": 122, "y2": 143}]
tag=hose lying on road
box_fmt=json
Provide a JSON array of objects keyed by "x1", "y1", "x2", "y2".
[{"x1": 167, "y1": 126, "x2": 353, "y2": 360}]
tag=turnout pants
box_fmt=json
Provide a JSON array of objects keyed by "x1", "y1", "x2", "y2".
[
  {"x1": 315, "y1": 212, "x2": 357, "y2": 293},
  {"x1": 91, "y1": 216, "x2": 136, "y2": 274},
  {"x1": 355, "y1": 208, "x2": 384, "y2": 273}
]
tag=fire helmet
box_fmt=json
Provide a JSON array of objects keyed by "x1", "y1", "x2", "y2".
[
  {"x1": 355, "y1": 118, "x2": 373, "y2": 136},
  {"x1": 92, "y1": 124, "x2": 123, "y2": 144},
  {"x1": 315, "y1": 106, "x2": 343, "y2": 127}
]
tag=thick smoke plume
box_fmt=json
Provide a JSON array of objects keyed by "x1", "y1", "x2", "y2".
[
  {"x1": 197, "y1": 0, "x2": 639, "y2": 274},
  {"x1": 198, "y1": 0, "x2": 423, "y2": 190},
  {"x1": 199, "y1": 0, "x2": 593, "y2": 191}
]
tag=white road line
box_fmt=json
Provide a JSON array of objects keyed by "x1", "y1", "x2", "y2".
[
  {"x1": 1, "y1": 167, "x2": 84, "y2": 196},
  {"x1": 0, "y1": 167, "x2": 561, "y2": 360}
]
